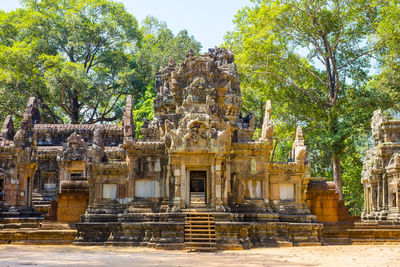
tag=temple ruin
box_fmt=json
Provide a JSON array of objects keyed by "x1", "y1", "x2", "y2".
[
  {"x1": 362, "y1": 110, "x2": 400, "y2": 222},
  {"x1": 0, "y1": 48, "x2": 333, "y2": 250}
]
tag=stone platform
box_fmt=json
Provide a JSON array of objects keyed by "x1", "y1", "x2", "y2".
[
  {"x1": 323, "y1": 221, "x2": 400, "y2": 245},
  {"x1": 75, "y1": 210, "x2": 323, "y2": 250},
  {"x1": 0, "y1": 219, "x2": 76, "y2": 245}
]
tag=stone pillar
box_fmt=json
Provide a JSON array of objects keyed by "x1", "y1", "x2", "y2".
[
  {"x1": 383, "y1": 175, "x2": 388, "y2": 210},
  {"x1": 173, "y1": 167, "x2": 181, "y2": 211},
  {"x1": 223, "y1": 160, "x2": 231, "y2": 206},
  {"x1": 377, "y1": 179, "x2": 381, "y2": 211},
  {"x1": 165, "y1": 166, "x2": 170, "y2": 200},
  {"x1": 130, "y1": 156, "x2": 137, "y2": 199},
  {"x1": 372, "y1": 183, "x2": 377, "y2": 212},
  {"x1": 215, "y1": 157, "x2": 223, "y2": 210},
  {"x1": 180, "y1": 165, "x2": 186, "y2": 208},
  {"x1": 363, "y1": 185, "x2": 368, "y2": 214},
  {"x1": 397, "y1": 185, "x2": 400, "y2": 213},
  {"x1": 211, "y1": 165, "x2": 216, "y2": 209}
]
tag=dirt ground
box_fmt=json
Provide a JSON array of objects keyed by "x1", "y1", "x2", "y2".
[{"x1": 0, "y1": 244, "x2": 399, "y2": 267}]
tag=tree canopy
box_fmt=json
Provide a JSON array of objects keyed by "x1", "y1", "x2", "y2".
[
  {"x1": 0, "y1": 1, "x2": 201, "y2": 127},
  {"x1": 225, "y1": 0, "x2": 386, "y2": 205},
  {"x1": 132, "y1": 16, "x2": 202, "y2": 137},
  {"x1": 0, "y1": 0, "x2": 143, "y2": 124}
]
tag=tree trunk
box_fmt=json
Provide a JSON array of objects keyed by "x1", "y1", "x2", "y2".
[
  {"x1": 332, "y1": 154, "x2": 343, "y2": 200},
  {"x1": 71, "y1": 93, "x2": 79, "y2": 124}
]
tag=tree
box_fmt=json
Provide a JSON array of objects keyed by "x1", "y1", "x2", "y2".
[
  {"x1": 0, "y1": 0, "x2": 141, "y2": 124},
  {"x1": 225, "y1": 0, "x2": 383, "y2": 200},
  {"x1": 372, "y1": 1, "x2": 400, "y2": 112}
]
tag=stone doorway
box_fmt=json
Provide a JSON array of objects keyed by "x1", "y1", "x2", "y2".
[{"x1": 190, "y1": 171, "x2": 206, "y2": 206}]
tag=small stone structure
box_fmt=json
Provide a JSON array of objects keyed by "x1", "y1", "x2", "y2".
[
  {"x1": 0, "y1": 48, "x2": 334, "y2": 249},
  {"x1": 362, "y1": 110, "x2": 400, "y2": 222}
]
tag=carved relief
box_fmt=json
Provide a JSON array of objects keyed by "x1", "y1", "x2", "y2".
[
  {"x1": 371, "y1": 109, "x2": 387, "y2": 144},
  {"x1": 260, "y1": 100, "x2": 274, "y2": 141},
  {"x1": 61, "y1": 132, "x2": 87, "y2": 161}
]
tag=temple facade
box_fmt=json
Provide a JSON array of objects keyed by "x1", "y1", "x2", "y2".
[
  {"x1": 362, "y1": 110, "x2": 400, "y2": 222},
  {"x1": 0, "y1": 49, "x2": 324, "y2": 249}
]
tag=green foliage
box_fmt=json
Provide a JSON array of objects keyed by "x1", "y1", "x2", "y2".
[
  {"x1": 225, "y1": 0, "x2": 387, "y2": 212},
  {"x1": 341, "y1": 134, "x2": 369, "y2": 215},
  {"x1": 132, "y1": 16, "x2": 202, "y2": 136},
  {"x1": 371, "y1": 1, "x2": 400, "y2": 113},
  {"x1": 134, "y1": 16, "x2": 202, "y2": 91},
  {"x1": 0, "y1": 0, "x2": 141, "y2": 124},
  {"x1": 0, "y1": 4, "x2": 201, "y2": 131}
]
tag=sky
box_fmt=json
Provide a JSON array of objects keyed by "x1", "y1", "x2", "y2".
[{"x1": 0, "y1": 0, "x2": 251, "y2": 52}]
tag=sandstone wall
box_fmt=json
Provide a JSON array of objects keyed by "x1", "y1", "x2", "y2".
[
  {"x1": 306, "y1": 178, "x2": 351, "y2": 222},
  {"x1": 57, "y1": 191, "x2": 88, "y2": 223}
]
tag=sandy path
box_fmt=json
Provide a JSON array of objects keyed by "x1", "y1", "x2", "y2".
[{"x1": 0, "y1": 245, "x2": 399, "y2": 267}]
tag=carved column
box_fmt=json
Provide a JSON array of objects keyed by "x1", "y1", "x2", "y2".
[
  {"x1": 173, "y1": 167, "x2": 181, "y2": 211},
  {"x1": 211, "y1": 165, "x2": 216, "y2": 209},
  {"x1": 215, "y1": 156, "x2": 223, "y2": 210},
  {"x1": 130, "y1": 155, "x2": 136, "y2": 200},
  {"x1": 365, "y1": 186, "x2": 369, "y2": 214},
  {"x1": 377, "y1": 179, "x2": 382, "y2": 211},
  {"x1": 180, "y1": 164, "x2": 186, "y2": 208},
  {"x1": 372, "y1": 183, "x2": 377, "y2": 212},
  {"x1": 223, "y1": 159, "x2": 231, "y2": 206},
  {"x1": 384, "y1": 175, "x2": 388, "y2": 210}
]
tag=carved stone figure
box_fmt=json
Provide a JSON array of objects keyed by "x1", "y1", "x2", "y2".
[
  {"x1": 260, "y1": 100, "x2": 274, "y2": 141},
  {"x1": 62, "y1": 132, "x2": 87, "y2": 161},
  {"x1": 371, "y1": 109, "x2": 387, "y2": 145}
]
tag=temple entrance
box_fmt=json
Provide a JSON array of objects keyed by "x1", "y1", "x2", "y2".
[{"x1": 190, "y1": 171, "x2": 206, "y2": 206}]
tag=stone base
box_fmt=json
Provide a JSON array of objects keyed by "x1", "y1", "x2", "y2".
[
  {"x1": 57, "y1": 190, "x2": 89, "y2": 223},
  {"x1": 323, "y1": 221, "x2": 400, "y2": 245},
  {"x1": 75, "y1": 209, "x2": 323, "y2": 250},
  {"x1": 307, "y1": 179, "x2": 352, "y2": 223}
]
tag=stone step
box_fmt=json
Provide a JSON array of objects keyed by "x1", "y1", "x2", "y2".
[
  {"x1": 2, "y1": 223, "x2": 40, "y2": 229},
  {"x1": 185, "y1": 237, "x2": 216, "y2": 241},
  {"x1": 185, "y1": 228, "x2": 215, "y2": 232},
  {"x1": 33, "y1": 200, "x2": 51, "y2": 204},
  {"x1": 0, "y1": 228, "x2": 77, "y2": 245},
  {"x1": 185, "y1": 242, "x2": 217, "y2": 246},
  {"x1": 185, "y1": 225, "x2": 215, "y2": 229},
  {"x1": 184, "y1": 212, "x2": 217, "y2": 252},
  {"x1": 185, "y1": 246, "x2": 217, "y2": 252},
  {"x1": 185, "y1": 220, "x2": 215, "y2": 224},
  {"x1": 184, "y1": 232, "x2": 216, "y2": 237}
]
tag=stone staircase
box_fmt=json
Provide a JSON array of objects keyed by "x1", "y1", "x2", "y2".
[
  {"x1": 323, "y1": 222, "x2": 400, "y2": 245},
  {"x1": 32, "y1": 192, "x2": 57, "y2": 214},
  {"x1": 184, "y1": 213, "x2": 217, "y2": 252}
]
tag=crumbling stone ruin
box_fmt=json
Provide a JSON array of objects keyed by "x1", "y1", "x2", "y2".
[
  {"x1": 362, "y1": 110, "x2": 400, "y2": 222},
  {"x1": 0, "y1": 48, "x2": 327, "y2": 249}
]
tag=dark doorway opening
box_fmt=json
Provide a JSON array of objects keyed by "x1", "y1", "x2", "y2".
[
  {"x1": 190, "y1": 171, "x2": 206, "y2": 193},
  {"x1": 190, "y1": 171, "x2": 206, "y2": 206}
]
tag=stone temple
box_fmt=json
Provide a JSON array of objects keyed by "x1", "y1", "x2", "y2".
[
  {"x1": 362, "y1": 110, "x2": 400, "y2": 222},
  {"x1": 0, "y1": 48, "x2": 342, "y2": 250}
]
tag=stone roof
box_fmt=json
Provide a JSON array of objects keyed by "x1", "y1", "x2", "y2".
[{"x1": 34, "y1": 124, "x2": 122, "y2": 132}]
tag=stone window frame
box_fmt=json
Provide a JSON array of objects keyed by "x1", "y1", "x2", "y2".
[{"x1": 185, "y1": 166, "x2": 211, "y2": 208}]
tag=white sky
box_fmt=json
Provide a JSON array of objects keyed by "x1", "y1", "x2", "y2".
[{"x1": 0, "y1": 0, "x2": 251, "y2": 51}]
